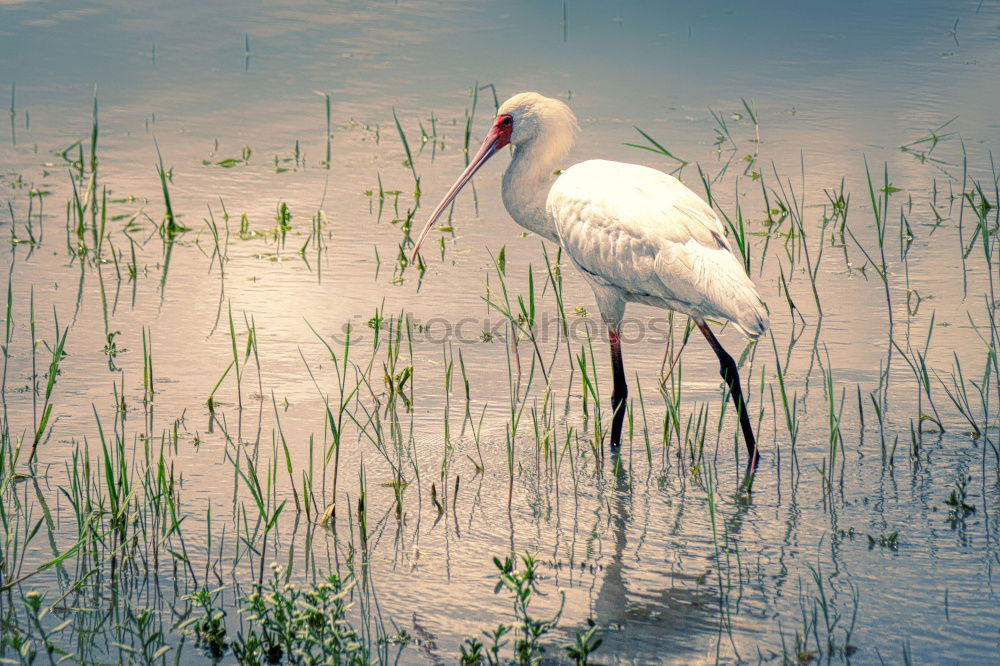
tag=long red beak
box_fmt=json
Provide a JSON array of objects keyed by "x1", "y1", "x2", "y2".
[{"x1": 410, "y1": 117, "x2": 512, "y2": 262}]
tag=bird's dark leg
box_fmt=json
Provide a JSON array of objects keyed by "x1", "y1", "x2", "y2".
[
  {"x1": 697, "y1": 321, "x2": 760, "y2": 480},
  {"x1": 609, "y1": 327, "x2": 628, "y2": 450}
]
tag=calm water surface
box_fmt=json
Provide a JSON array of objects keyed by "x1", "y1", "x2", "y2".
[{"x1": 1, "y1": 0, "x2": 999, "y2": 663}]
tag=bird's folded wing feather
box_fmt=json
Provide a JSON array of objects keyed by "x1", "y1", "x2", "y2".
[{"x1": 547, "y1": 159, "x2": 762, "y2": 324}]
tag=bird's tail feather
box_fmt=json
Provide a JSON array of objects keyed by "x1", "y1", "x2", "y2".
[{"x1": 730, "y1": 291, "x2": 769, "y2": 341}]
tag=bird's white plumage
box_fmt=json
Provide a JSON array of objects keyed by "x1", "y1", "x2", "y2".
[
  {"x1": 414, "y1": 91, "x2": 769, "y2": 341},
  {"x1": 485, "y1": 92, "x2": 767, "y2": 339},
  {"x1": 547, "y1": 159, "x2": 769, "y2": 337}
]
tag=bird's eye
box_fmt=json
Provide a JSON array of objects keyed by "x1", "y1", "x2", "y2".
[{"x1": 501, "y1": 116, "x2": 513, "y2": 126}]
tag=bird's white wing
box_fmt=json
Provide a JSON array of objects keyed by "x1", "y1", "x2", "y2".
[{"x1": 547, "y1": 160, "x2": 767, "y2": 336}]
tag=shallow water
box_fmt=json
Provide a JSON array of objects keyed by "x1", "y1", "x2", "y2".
[{"x1": 1, "y1": 0, "x2": 999, "y2": 663}]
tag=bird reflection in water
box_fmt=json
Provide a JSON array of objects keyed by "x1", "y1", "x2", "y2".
[{"x1": 591, "y1": 453, "x2": 753, "y2": 662}]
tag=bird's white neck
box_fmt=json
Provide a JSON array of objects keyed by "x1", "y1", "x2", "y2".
[{"x1": 501, "y1": 136, "x2": 572, "y2": 244}]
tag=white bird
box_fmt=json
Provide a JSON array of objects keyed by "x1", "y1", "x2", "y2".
[{"x1": 411, "y1": 92, "x2": 768, "y2": 482}]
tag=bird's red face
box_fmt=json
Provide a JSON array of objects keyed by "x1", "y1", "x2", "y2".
[
  {"x1": 491, "y1": 113, "x2": 514, "y2": 149},
  {"x1": 410, "y1": 114, "x2": 514, "y2": 261}
]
